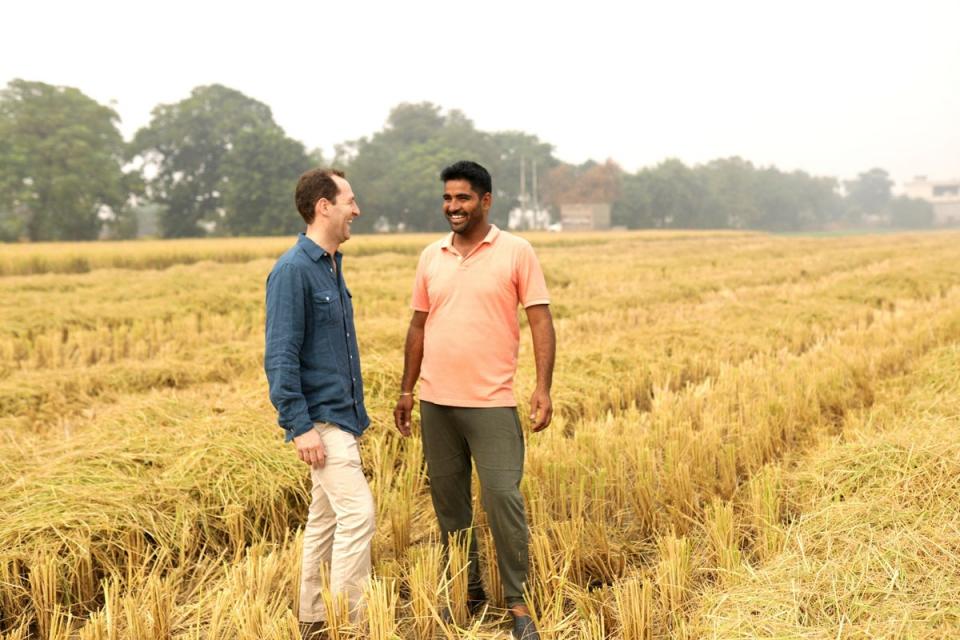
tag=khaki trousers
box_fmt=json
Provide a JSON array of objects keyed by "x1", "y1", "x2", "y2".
[{"x1": 298, "y1": 423, "x2": 376, "y2": 623}]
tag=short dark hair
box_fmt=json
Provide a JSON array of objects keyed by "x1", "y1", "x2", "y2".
[
  {"x1": 295, "y1": 168, "x2": 345, "y2": 224},
  {"x1": 440, "y1": 160, "x2": 492, "y2": 197}
]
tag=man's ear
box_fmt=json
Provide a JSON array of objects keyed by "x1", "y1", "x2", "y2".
[
  {"x1": 481, "y1": 192, "x2": 492, "y2": 211},
  {"x1": 314, "y1": 198, "x2": 327, "y2": 221}
]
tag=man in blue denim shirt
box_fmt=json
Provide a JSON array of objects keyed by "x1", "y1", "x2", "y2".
[{"x1": 265, "y1": 168, "x2": 374, "y2": 638}]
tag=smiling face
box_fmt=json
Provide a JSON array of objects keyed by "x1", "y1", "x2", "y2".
[
  {"x1": 321, "y1": 175, "x2": 360, "y2": 244},
  {"x1": 442, "y1": 179, "x2": 490, "y2": 236}
]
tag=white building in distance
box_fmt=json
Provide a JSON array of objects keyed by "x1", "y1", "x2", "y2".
[
  {"x1": 903, "y1": 176, "x2": 960, "y2": 226},
  {"x1": 559, "y1": 203, "x2": 612, "y2": 231}
]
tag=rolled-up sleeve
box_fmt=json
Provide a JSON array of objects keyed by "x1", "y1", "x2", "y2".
[{"x1": 264, "y1": 264, "x2": 314, "y2": 439}]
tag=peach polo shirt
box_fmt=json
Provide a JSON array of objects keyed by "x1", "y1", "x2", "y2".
[{"x1": 411, "y1": 225, "x2": 550, "y2": 407}]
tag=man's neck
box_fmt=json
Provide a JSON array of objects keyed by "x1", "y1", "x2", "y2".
[
  {"x1": 452, "y1": 222, "x2": 492, "y2": 255},
  {"x1": 305, "y1": 227, "x2": 339, "y2": 257}
]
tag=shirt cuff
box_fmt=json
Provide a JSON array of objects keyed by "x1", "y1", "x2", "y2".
[{"x1": 284, "y1": 419, "x2": 315, "y2": 441}]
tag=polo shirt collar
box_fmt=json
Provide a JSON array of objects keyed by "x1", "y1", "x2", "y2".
[
  {"x1": 297, "y1": 232, "x2": 339, "y2": 262},
  {"x1": 440, "y1": 224, "x2": 501, "y2": 251}
]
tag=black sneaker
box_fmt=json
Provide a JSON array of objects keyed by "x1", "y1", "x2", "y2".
[
  {"x1": 511, "y1": 613, "x2": 540, "y2": 640},
  {"x1": 467, "y1": 588, "x2": 488, "y2": 616}
]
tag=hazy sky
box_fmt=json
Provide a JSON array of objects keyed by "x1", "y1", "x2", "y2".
[{"x1": 3, "y1": 0, "x2": 958, "y2": 185}]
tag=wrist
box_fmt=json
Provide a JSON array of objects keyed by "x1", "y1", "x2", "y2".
[{"x1": 399, "y1": 391, "x2": 414, "y2": 397}]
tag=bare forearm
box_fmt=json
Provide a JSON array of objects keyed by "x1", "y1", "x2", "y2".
[
  {"x1": 400, "y1": 322, "x2": 425, "y2": 393},
  {"x1": 528, "y1": 306, "x2": 556, "y2": 391},
  {"x1": 395, "y1": 311, "x2": 428, "y2": 436}
]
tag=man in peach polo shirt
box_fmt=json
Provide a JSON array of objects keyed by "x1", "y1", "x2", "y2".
[{"x1": 394, "y1": 161, "x2": 556, "y2": 640}]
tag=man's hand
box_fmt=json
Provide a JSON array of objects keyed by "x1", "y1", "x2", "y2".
[
  {"x1": 294, "y1": 428, "x2": 326, "y2": 468},
  {"x1": 393, "y1": 395, "x2": 414, "y2": 437},
  {"x1": 529, "y1": 387, "x2": 553, "y2": 432}
]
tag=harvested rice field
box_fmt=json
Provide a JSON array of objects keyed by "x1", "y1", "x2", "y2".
[{"x1": 2, "y1": 229, "x2": 959, "y2": 639}]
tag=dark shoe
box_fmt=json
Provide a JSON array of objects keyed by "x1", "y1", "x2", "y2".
[
  {"x1": 439, "y1": 588, "x2": 487, "y2": 624},
  {"x1": 511, "y1": 613, "x2": 540, "y2": 640},
  {"x1": 299, "y1": 621, "x2": 328, "y2": 640},
  {"x1": 467, "y1": 587, "x2": 487, "y2": 616}
]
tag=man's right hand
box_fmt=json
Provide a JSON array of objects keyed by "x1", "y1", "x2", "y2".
[
  {"x1": 294, "y1": 428, "x2": 326, "y2": 468},
  {"x1": 393, "y1": 395, "x2": 414, "y2": 437}
]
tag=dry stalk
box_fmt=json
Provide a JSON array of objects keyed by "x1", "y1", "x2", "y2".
[
  {"x1": 656, "y1": 534, "x2": 692, "y2": 620},
  {"x1": 444, "y1": 531, "x2": 471, "y2": 626},
  {"x1": 745, "y1": 466, "x2": 784, "y2": 562},
  {"x1": 28, "y1": 551, "x2": 59, "y2": 640},
  {"x1": 405, "y1": 543, "x2": 442, "y2": 639},
  {"x1": 480, "y1": 528, "x2": 503, "y2": 606},
  {"x1": 703, "y1": 498, "x2": 742, "y2": 586},
  {"x1": 613, "y1": 577, "x2": 654, "y2": 640},
  {"x1": 363, "y1": 577, "x2": 399, "y2": 640}
]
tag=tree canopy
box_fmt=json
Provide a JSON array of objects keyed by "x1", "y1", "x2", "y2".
[
  {"x1": 338, "y1": 103, "x2": 559, "y2": 232},
  {"x1": 0, "y1": 80, "x2": 943, "y2": 241},
  {"x1": 0, "y1": 80, "x2": 130, "y2": 241},
  {"x1": 131, "y1": 84, "x2": 310, "y2": 237}
]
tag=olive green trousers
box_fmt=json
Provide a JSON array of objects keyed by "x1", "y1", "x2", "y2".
[{"x1": 420, "y1": 401, "x2": 530, "y2": 607}]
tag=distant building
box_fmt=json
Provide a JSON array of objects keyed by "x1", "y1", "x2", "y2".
[
  {"x1": 559, "y1": 203, "x2": 611, "y2": 231},
  {"x1": 903, "y1": 176, "x2": 960, "y2": 226},
  {"x1": 508, "y1": 206, "x2": 551, "y2": 231}
]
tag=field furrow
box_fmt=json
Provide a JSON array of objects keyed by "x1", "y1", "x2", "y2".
[{"x1": 2, "y1": 231, "x2": 959, "y2": 638}]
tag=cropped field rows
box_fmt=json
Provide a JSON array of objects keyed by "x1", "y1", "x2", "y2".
[
  {"x1": 2, "y1": 230, "x2": 959, "y2": 638},
  {"x1": 689, "y1": 342, "x2": 960, "y2": 638},
  {"x1": 2, "y1": 232, "x2": 955, "y2": 434}
]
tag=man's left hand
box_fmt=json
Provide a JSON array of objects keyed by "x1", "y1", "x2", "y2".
[{"x1": 529, "y1": 387, "x2": 553, "y2": 432}]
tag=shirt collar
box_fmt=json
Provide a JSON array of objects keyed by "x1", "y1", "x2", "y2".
[
  {"x1": 440, "y1": 224, "x2": 501, "y2": 251},
  {"x1": 297, "y1": 232, "x2": 340, "y2": 263}
]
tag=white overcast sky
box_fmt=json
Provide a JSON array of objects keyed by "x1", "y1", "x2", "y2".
[{"x1": 2, "y1": 0, "x2": 958, "y2": 185}]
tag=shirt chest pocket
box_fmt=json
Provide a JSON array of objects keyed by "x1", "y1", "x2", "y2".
[{"x1": 312, "y1": 290, "x2": 338, "y2": 325}]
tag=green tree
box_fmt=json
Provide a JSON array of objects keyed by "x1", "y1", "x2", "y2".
[
  {"x1": 0, "y1": 79, "x2": 129, "y2": 241},
  {"x1": 488, "y1": 131, "x2": 558, "y2": 225},
  {"x1": 698, "y1": 157, "x2": 760, "y2": 228},
  {"x1": 844, "y1": 168, "x2": 893, "y2": 222},
  {"x1": 131, "y1": 85, "x2": 279, "y2": 237},
  {"x1": 888, "y1": 196, "x2": 934, "y2": 228},
  {"x1": 221, "y1": 125, "x2": 312, "y2": 236},
  {"x1": 612, "y1": 159, "x2": 842, "y2": 231},
  {"x1": 627, "y1": 159, "x2": 706, "y2": 228},
  {"x1": 754, "y1": 168, "x2": 842, "y2": 231},
  {"x1": 340, "y1": 103, "x2": 504, "y2": 232},
  {"x1": 612, "y1": 170, "x2": 657, "y2": 228}
]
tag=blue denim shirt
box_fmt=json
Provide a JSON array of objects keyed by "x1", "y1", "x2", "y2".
[{"x1": 264, "y1": 233, "x2": 369, "y2": 441}]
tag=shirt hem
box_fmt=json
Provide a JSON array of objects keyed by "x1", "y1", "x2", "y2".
[{"x1": 420, "y1": 395, "x2": 517, "y2": 408}]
